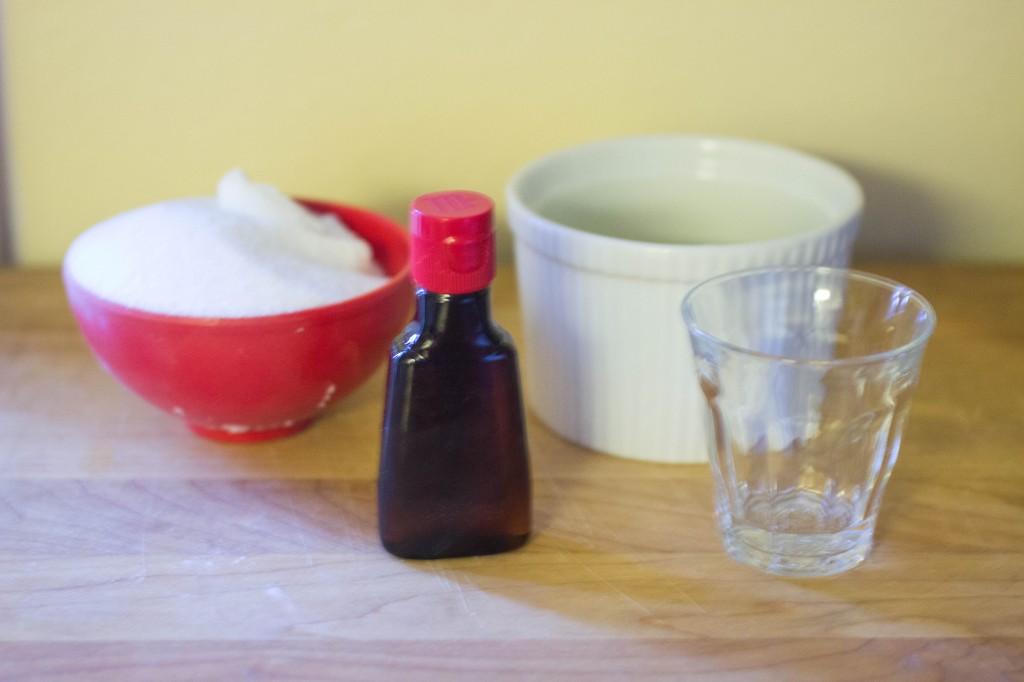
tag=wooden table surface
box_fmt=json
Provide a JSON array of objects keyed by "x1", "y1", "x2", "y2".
[{"x1": 1, "y1": 262, "x2": 1022, "y2": 681}]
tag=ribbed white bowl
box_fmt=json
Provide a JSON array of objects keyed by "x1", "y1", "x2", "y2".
[{"x1": 507, "y1": 135, "x2": 861, "y2": 463}]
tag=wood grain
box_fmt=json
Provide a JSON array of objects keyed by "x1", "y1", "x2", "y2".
[{"x1": 1, "y1": 264, "x2": 1022, "y2": 680}]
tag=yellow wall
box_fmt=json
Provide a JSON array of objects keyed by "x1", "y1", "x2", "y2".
[{"x1": 3, "y1": 0, "x2": 1022, "y2": 265}]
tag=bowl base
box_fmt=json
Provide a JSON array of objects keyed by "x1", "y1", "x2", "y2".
[{"x1": 187, "y1": 418, "x2": 315, "y2": 443}]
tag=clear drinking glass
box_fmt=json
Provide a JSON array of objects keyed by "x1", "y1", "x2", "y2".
[{"x1": 682, "y1": 267, "x2": 936, "y2": 577}]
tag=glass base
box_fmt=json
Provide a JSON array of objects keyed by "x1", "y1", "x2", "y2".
[{"x1": 721, "y1": 523, "x2": 874, "y2": 578}]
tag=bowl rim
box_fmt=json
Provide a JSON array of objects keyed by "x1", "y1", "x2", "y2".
[{"x1": 505, "y1": 133, "x2": 864, "y2": 255}]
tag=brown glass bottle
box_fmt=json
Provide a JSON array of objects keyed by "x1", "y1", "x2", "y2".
[{"x1": 377, "y1": 191, "x2": 531, "y2": 560}]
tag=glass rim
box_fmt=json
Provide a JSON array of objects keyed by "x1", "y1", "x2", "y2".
[{"x1": 681, "y1": 266, "x2": 938, "y2": 366}]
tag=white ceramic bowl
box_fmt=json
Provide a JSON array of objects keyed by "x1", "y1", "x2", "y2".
[{"x1": 506, "y1": 135, "x2": 862, "y2": 463}]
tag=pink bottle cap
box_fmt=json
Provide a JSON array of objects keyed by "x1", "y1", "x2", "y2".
[{"x1": 409, "y1": 190, "x2": 495, "y2": 294}]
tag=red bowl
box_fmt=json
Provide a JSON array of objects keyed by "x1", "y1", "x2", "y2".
[{"x1": 64, "y1": 199, "x2": 413, "y2": 442}]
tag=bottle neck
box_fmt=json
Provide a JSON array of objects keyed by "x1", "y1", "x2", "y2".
[{"x1": 416, "y1": 287, "x2": 493, "y2": 336}]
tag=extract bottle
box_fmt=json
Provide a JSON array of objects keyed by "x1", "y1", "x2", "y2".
[{"x1": 377, "y1": 190, "x2": 531, "y2": 559}]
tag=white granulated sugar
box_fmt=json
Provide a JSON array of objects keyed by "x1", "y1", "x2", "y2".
[{"x1": 64, "y1": 169, "x2": 391, "y2": 317}]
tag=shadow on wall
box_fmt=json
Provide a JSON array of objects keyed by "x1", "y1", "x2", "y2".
[{"x1": 840, "y1": 159, "x2": 949, "y2": 262}]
